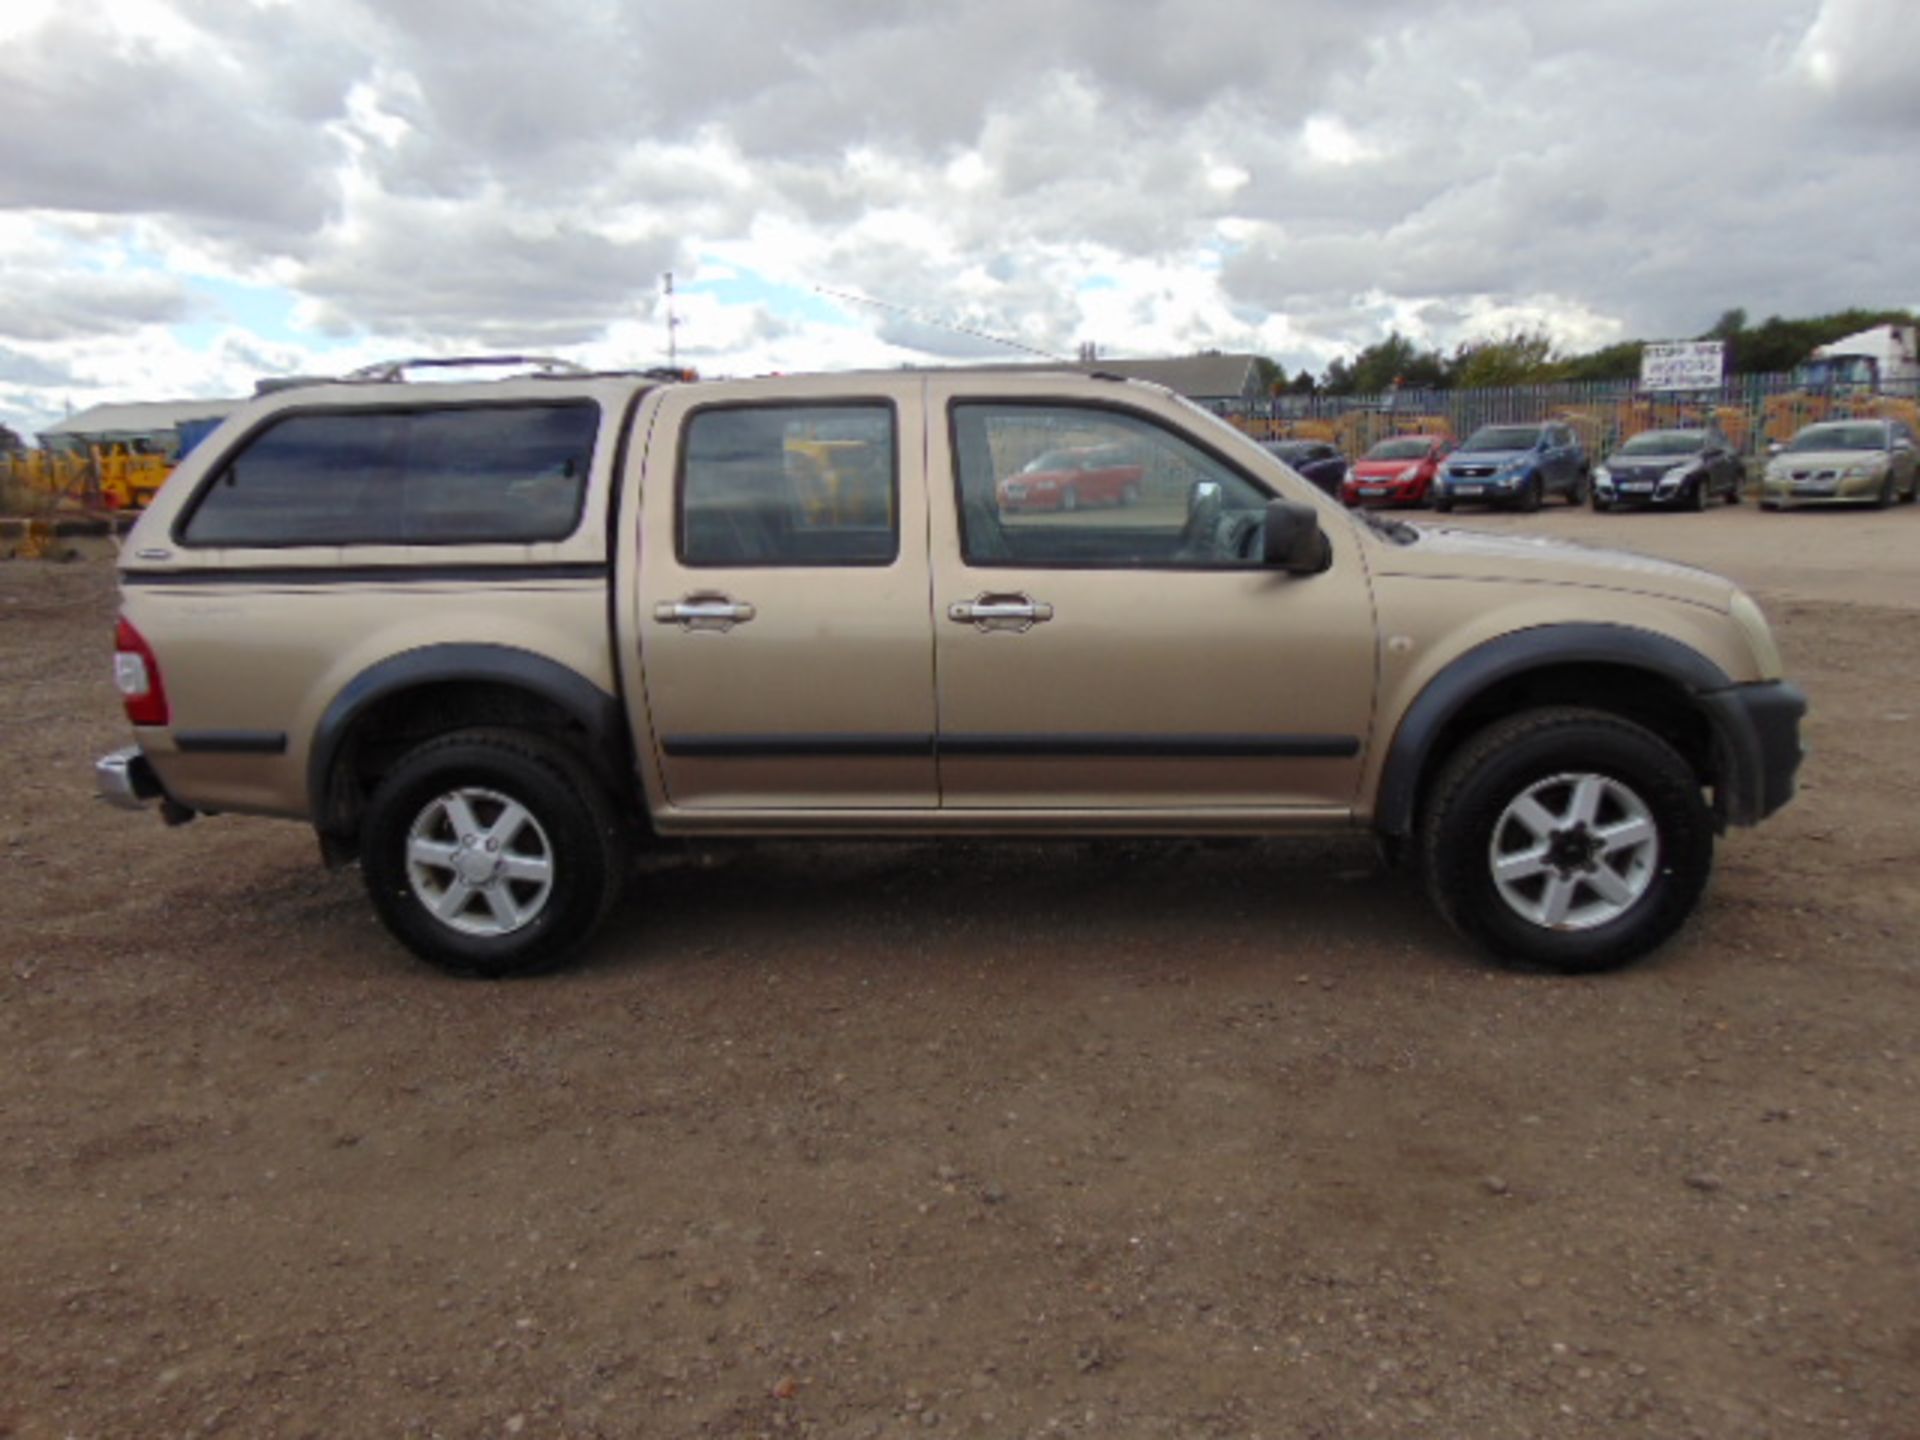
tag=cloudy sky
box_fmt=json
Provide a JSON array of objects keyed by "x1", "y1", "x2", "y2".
[{"x1": 2, "y1": 0, "x2": 1915, "y2": 437}]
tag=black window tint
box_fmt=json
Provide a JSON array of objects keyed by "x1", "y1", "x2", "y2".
[
  {"x1": 396, "y1": 405, "x2": 596, "y2": 542},
  {"x1": 183, "y1": 412, "x2": 405, "y2": 545},
  {"x1": 181, "y1": 403, "x2": 597, "y2": 547},
  {"x1": 680, "y1": 405, "x2": 897, "y2": 566}
]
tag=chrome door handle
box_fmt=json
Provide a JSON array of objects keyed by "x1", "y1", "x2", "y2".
[
  {"x1": 654, "y1": 592, "x2": 756, "y2": 632},
  {"x1": 947, "y1": 592, "x2": 1054, "y2": 633}
]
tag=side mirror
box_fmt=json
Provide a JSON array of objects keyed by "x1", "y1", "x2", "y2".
[
  {"x1": 1262, "y1": 499, "x2": 1331, "y2": 574},
  {"x1": 1768, "y1": 441, "x2": 1784, "y2": 456}
]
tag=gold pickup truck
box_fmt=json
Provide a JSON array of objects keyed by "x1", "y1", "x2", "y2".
[{"x1": 96, "y1": 360, "x2": 1805, "y2": 977}]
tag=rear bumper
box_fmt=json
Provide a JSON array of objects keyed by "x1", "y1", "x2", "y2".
[{"x1": 1699, "y1": 680, "x2": 1808, "y2": 827}]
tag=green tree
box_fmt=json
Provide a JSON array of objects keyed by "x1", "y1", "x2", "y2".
[
  {"x1": 1703, "y1": 308, "x2": 1747, "y2": 342},
  {"x1": 1558, "y1": 341, "x2": 1643, "y2": 383},
  {"x1": 1449, "y1": 330, "x2": 1560, "y2": 389},
  {"x1": 1326, "y1": 331, "x2": 1450, "y2": 394}
]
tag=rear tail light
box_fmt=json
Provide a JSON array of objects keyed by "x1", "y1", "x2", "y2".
[{"x1": 113, "y1": 617, "x2": 170, "y2": 727}]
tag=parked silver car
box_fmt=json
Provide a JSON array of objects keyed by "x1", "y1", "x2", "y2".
[{"x1": 1761, "y1": 419, "x2": 1919, "y2": 509}]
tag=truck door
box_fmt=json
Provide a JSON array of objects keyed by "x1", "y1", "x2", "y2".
[
  {"x1": 926, "y1": 381, "x2": 1378, "y2": 811},
  {"x1": 626, "y1": 377, "x2": 938, "y2": 809}
]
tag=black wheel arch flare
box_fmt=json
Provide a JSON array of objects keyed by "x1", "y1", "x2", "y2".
[
  {"x1": 1376, "y1": 624, "x2": 1734, "y2": 838},
  {"x1": 308, "y1": 644, "x2": 629, "y2": 836}
]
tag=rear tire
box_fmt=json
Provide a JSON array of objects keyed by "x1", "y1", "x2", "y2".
[
  {"x1": 1420, "y1": 708, "x2": 1714, "y2": 973},
  {"x1": 361, "y1": 729, "x2": 629, "y2": 977}
]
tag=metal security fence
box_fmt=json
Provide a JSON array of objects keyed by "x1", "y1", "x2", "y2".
[{"x1": 1221, "y1": 375, "x2": 1920, "y2": 461}]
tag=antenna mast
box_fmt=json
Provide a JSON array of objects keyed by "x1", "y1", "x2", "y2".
[{"x1": 663, "y1": 272, "x2": 681, "y2": 368}]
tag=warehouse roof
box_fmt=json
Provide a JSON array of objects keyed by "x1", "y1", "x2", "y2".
[{"x1": 40, "y1": 398, "x2": 240, "y2": 444}]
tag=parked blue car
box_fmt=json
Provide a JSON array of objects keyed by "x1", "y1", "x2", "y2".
[{"x1": 1432, "y1": 421, "x2": 1590, "y2": 512}]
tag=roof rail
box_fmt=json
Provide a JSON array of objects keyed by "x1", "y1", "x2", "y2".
[{"x1": 345, "y1": 355, "x2": 592, "y2": 384}]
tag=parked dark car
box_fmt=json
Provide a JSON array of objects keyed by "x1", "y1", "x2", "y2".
[
  {"x1": 1593, "y1": 428, "x2": 1743, "y2": 511},
  {"x1": 1340, "y1": 434, "x2": 1451, "y2": 507},
  {"x1": 1433, "y1": 422, "x2": 1589, "y2": 511},
  {"x1": 1261, "y1": 439, "x2": 1348, "y2": 496}
]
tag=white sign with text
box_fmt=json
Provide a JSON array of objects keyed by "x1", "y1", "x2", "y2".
[{"x1": 1641, "y1": 341, "x2": 1725, "y2": 391}]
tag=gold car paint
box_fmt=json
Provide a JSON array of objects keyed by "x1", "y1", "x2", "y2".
[
  {"x1": 921, "y1": 372, "x2": 1381, "y2": 811},
  {"x1": 119, "y1": 377, "x2": 636, "y2": 821},
  {"x1": 118, "y1": 367, "x2": 1789, "y2": 842},
  {"x1": 620, "y1": 373, "x2": 941, "y2": 812}
]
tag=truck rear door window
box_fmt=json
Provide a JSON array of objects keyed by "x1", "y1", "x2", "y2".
[
  {"x1": 678, "y1": 404, "x2": 897, "y2": 567},
  {"x1": 179, "y1": 402, "x2": 598, "y2": 547}
]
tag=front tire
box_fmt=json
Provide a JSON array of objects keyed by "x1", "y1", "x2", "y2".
[
  {"x1": 1420, "y1": 708, "x2": 1713, "y2": 973},
  {"x1": 361, "y1": 729, "x2": 629, "y2": 977}
]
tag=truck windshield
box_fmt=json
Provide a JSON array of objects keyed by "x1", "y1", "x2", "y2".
[{"x1": 1794, "y1": 358, "x2": 1878, "y2": 388}]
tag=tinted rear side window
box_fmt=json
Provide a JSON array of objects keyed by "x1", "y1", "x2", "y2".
[
  {"x1": 180, "y1": 402, "x2": 599, "y2": 547},
  {"x1": 679, "y1": 403, "x2": 897, "y2": 566}
]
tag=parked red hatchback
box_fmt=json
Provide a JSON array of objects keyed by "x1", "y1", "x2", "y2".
[
  {"x1": 997, "y1": 445, "x2": 1146, "y2": 512},
  {"x1": 1341, "y1": 434, "x2": 1451, "y2": 507}
]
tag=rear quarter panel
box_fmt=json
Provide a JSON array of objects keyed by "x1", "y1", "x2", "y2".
[{"x1": 119, "y1": 378, "x2": 640, "y2": 819}]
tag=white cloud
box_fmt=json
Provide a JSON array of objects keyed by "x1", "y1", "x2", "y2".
[{"x1": 1, "y1": 0, "x2": 1916, "y2": 437}]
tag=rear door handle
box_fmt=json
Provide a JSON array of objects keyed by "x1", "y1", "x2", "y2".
[
  {"x1": 654, "y1": 592, "x2": 756, "y2": 632},
  {"x1": 947, "y1": 592, "x2": 1054, "y2": 633}
]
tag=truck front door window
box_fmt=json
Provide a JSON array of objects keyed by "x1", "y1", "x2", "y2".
[{"x1": 951, "y1": 403, "x2": 1269, "y2": 569}]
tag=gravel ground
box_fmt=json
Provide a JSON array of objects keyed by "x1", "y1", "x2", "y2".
[{"x1": 2, "y1": 506, "x2": 1917, "y2": 1439}]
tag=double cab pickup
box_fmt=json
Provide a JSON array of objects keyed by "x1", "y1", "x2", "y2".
[{"x1": 98, "y1": 360, "x2": 1804, "y2": 976}]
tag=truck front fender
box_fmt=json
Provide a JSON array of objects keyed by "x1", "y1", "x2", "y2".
[{"x1": 1374, "y1": 623, "x2": 1732, "y2": 838}]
